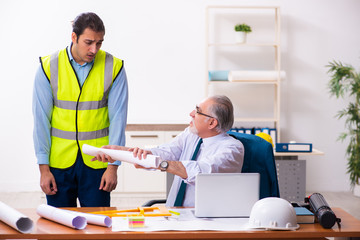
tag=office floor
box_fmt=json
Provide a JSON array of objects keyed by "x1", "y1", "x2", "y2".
[{"x1": 0, "y1": 191, "x2": 359, "y2": 220}]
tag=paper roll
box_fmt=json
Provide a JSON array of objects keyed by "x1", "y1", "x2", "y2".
[
  {"x1": 66, "y1": 210, "x2": 112, "y2": 227},
  {"x1": 228, "y1": 71, "x2": 286, "y2": 81},
  {"x1": 36, "y1": 204, "x2": 87, "y2": 230},
  {"x1": 0, "y1": 201, "x2": 34, "y2": 233},
  {"x1": 82, "y1": 144, "x2": 161, "y2": 168}
]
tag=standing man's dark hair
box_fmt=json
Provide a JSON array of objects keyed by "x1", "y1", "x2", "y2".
[
  {"x1": 72, "y1": 12, "x2": 105, "y2": 39},
  {"x1": 33, "y1": 12, "x2": 128, "y2": 208}
]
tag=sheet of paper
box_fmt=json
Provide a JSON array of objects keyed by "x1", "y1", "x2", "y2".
[
  {"x1": 0, "y1": 201, "x2": 34, "y2": 233},
  {"x1": 112, "y1": 209, "x2": 255, "y2": 232},
  {"x1": 65, "y1": 210, "x2": 112, "y2": 227},
  {"x1": 36, "y1": 204, "x2": 87, "y2": 230},
  {"x1": 82, "y1": 144, "x2": 160, "y2": 168}
]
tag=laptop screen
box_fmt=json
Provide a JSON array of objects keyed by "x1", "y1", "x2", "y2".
[{"x1": 195, "y1": 173, "x2": 260, "y2": 218}]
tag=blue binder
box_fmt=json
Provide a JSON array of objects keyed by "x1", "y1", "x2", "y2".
[{"x1": 276, "y1": 143, "x2": 312, "y2": 152}]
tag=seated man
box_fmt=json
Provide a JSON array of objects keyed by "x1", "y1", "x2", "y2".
[{"x1": 92, "y1": 95, "x2": 244, "y2": 207}]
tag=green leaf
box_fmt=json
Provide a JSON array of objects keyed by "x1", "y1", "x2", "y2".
[
  {"x1": 234, "y1": 23, "x2": 252, "y2": 33},
  {"x1": 327, "y1": 59, "x2": 360, "y2": 186}
]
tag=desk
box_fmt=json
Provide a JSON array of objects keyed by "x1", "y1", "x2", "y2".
[
  {"x1": 1, "y1": 207, "x2": 360, "y2": 239},
  {"x1": 274, "y1": 148, "x2": 324, "y2": 157}
]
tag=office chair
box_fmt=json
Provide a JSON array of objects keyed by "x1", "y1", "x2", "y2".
[
  {"x1": 228, "y1": 131, "x2": 280, "y2": 199},
  {"x1": 142, "y1": 131, "x2": 280, "y2": 207}
]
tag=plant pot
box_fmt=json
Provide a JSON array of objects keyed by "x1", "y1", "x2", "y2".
[
  {"x1": 354, "y1": 183, "x2": 360, "y2": 197},
  {"x1": 235, "y1": 32, "x2": 247, "y2": 44}
]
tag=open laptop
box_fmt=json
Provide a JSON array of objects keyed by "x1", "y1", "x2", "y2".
[{"x1": 194, "y1": 173, "x2": 260, "y2": 218}]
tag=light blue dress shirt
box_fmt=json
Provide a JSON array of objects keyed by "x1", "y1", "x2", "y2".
[
  {"x1": 150, "y1": 127, "x2": 244, "y2": 207},
  {"x1": 32, "y1": 45, "x2": 128, "y2": 166}
]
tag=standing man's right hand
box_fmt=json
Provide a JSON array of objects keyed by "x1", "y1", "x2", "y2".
[{"x1": 39, "y1": 164, "x2": 58, "y2": 195}]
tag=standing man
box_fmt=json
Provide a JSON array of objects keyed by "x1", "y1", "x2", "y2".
[
  {"x1": 32, "y1": 12, "x2": 128, "y2": 207},
  {"x1": 93, "y1": 95, "x2": 244, "y2": 207}
]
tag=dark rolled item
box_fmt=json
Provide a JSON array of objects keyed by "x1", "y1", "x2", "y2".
[{"x1": 307, "y1": 193, "x2": 338, "y2": 229}]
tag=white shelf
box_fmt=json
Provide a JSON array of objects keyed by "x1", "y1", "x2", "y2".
[
  {"x1": 209, "y1": 80, "x2": 279, "y2": 84},
  {"x1": 274, "y1": 148, "x2": 324, "y2": 157},
  {"x1": 205, "y1": 6, "x2": 281, "y2": 143},
  {"x1": 234, "y1": 117, "x2": 279, "y2": 122},
  {"x1": 207, "y1": 6, "x2": 281, "y2": 9},
  {"x1": 208, "y1": 43, "x2": 279, "y2": 47}
]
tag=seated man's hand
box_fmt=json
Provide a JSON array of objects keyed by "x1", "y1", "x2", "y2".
[
  {"x1": 130, "y1": 147, "x2": 158, "y2": 170},
  {"x1": 133, "y1": 163, "x2": 159, "y2": 171},
  {"x1": 130, "y1": 147, "x2": 152, "y2": 160}
]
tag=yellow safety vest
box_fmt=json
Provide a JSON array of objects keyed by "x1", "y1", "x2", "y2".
[{"x1": 40, "y1": 48, "x2": 123, "y2": 169}]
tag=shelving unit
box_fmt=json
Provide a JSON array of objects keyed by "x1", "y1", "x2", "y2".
[{"x1": 205, "y1": 6, "x2": 282, "y2": 143}]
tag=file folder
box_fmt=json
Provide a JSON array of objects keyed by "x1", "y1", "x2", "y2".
[
  {"x1": 261, "y1": 128, "x2": 270, "y2": 134},
  {"x1": 237, "y1": 128, "x2": 245, "y2": 133},
  {"x1": 276, "y1": 143, "x2": 312, "y2": 152},
  {"x1": 229, "y1": 128, "x2": 277, "y2": 142},
  {"x1": 269, "y1": 129, "x2": 277, "y2": 144},
  {"x1": 244, "y1": 128, "x2": 252, "y2": 134},
  {"x1": 254, "y1": 128, "x2": 262, "y2": 134}
]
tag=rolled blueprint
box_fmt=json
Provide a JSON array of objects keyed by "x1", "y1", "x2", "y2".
[
  {"x1": 65, "y1": 210, "x2": 112, "y2": 227},
  {"x1": 82, "y1": 144, "x2": 161, "y2": 168},
  {"x1": 0, "y1": 201, "x2": 34, "y2": 233},
  {"x1": 36, "y1": 204, "x2": 87, "y2": 230},
  {"x1": 228, "y1": 70, "x2": 286, "y2": 81}
]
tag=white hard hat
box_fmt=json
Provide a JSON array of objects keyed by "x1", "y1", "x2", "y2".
[{"x1": 248, "y1": 197, "x2": 300, "y2": 230}]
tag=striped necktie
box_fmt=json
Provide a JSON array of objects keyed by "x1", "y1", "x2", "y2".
[{"x1": 173, "y1": 138, "x2": 203, "y2": 207}]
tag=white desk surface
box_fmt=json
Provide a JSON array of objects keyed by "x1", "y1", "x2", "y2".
[{"x1": 274, "y1": 148, "x2": 324, "y2": 157}]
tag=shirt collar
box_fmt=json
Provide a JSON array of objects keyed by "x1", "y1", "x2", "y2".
[
  {"x1": 67, "y1": 42, "x2": 93, "y2": 67},
  {"x1": 202, "y1": 132, "x2": 228, "y2": 148}
]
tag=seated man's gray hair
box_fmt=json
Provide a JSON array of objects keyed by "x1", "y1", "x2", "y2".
[{"x1": 208, "y1": 95, "x2": 234, "y2": 133}]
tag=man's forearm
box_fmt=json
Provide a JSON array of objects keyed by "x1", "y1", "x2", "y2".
[
  {"x1": 164, "y1": 161, "x2": 188, "y2": 179},
  {"x1": 106, "y1": 164, "x2": 119, "y2": 172},
  {"x1": 39, "y1": 164, "x2": 51, "y2": 174}
]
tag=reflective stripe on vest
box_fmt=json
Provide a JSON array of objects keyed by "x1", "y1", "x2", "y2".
[{"x1": 41, "y1": 48, "x2": 123, "y2": 169}]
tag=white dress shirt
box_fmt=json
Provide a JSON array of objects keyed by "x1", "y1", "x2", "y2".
[{"x1": 150, "y1": 127, "x2": 244, "y2": 207}]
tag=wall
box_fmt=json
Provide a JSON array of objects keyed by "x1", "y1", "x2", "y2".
[{"x1": 0, "y1": 0, "x2": 359, "y2": 193}]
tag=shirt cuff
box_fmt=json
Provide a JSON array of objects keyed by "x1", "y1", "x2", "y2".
[
  {"x1": 108, "y1": 160, "x2": 121, "y2": 166},
  {"x1": 36, "y1": 153, "x2": 49, "y2": 165},
  {"x1": 181, "y1": 161, "x2": 202, "y2": 185}
]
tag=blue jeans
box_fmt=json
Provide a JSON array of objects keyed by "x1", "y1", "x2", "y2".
[{"x1": 46, "y1": 151, "x2": 110, "y2": 207}]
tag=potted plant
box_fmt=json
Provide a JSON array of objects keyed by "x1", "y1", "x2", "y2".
[
  {"x1": 234, "y1": 23, "x2": 252, "y2": 43},
  {"x1": 327, "y1": 60, "x2": 360, "y2": 196}
]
